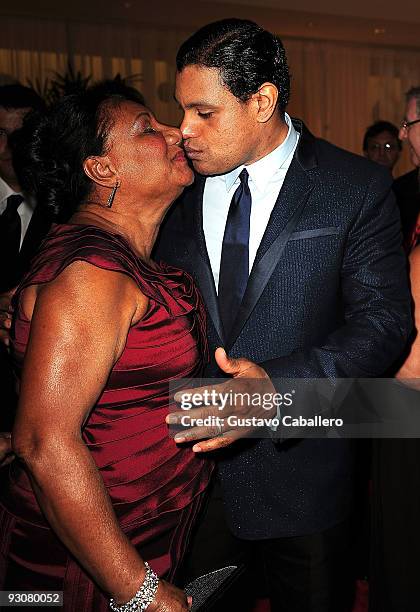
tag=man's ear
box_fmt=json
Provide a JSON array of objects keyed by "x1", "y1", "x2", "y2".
[
  {"x1": 252, "y1": 82, "x2": 279, "y2": 123},
  {"x1": 83, "y1": 156, "x2": 117, "y2": 187}
]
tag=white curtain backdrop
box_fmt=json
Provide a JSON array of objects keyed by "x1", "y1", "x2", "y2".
[{"x1": 1, "y1": 15, "x2": 420, "y2": 175}]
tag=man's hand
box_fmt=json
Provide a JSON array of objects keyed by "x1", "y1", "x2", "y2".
[
  {"x1": 0, "y1": 288, "x2": 16, "y2": 348},
  {"x1": 167, "y1": 347, "x2": 276, "y2": 452},
  {"x1": 0, "y1": 432, "x2": 14, "y2": 468}
]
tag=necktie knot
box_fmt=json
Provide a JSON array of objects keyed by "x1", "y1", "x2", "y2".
[
  {"x1": 239, "y1": 168, "x2": 249, "y2": 187},
  {"x1": 5, "y1": 194, "x2": 24, "y2": 217}
]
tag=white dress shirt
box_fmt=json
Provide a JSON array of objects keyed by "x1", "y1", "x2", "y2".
[
  {"x1": 203, "y1": 113, "x2": 299, "y2": 292},
  {"x1": 0, "y1": 176, "x2": 35, "y2": 249}
]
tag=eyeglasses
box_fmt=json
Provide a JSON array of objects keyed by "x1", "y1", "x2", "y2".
[
  {"x1": 367, "y1": 142, "x2": 399, "y2": 153},
  {"x1": 401, "y1": 118, "x2": 420, "y2": 131}
]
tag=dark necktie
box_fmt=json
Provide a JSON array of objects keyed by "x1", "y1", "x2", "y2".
[
  {"x1": 0, "y1": 194, "x2": 23, "y2": 291},
  {"x1": 218, "y1": 169, "x2": 252, "y2": 338}
]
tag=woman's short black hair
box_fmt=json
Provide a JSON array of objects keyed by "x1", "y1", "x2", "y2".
[
  {"x1": 176, "y1": 19, "x2": 290, "y2": 114},
  {"x1": 13, "y1": 80, "x2": 145, "y2": 221}
]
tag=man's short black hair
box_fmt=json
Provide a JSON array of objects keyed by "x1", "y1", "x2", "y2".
[
  {"x1": 363, "y1": 120, "x2": 402, "y2": 151},
  {"x1": 176, "y1": 18, "x2": 290, "y2": 115},
  {"x1": 0, "y1": 83, "x2": 46, "y2": 113}
]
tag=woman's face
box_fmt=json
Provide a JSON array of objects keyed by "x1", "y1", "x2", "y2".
[{"x1": 105, "y1": 100, "x2": 193, "y2": 200}]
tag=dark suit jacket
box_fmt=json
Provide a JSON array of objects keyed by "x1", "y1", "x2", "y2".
[
  {"x1": 154, "y1": 120, "x2": 412, "y2": 539},
  {"x1": 0, "y1": 202, "x2": 52, "y2": 430},
  {"x1": 393, "y1": 168, "x2": 420, "y2": 247},
  {"x1": 17, "y1": 204, "x2": 52, "y2": 286}
]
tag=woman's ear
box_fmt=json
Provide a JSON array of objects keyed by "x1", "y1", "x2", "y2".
[
  {"x1": 253, "y1": 82, "x2": 279, "y2": 123},
  {"x1": 83, "y1": 156, "x2": 117, "y2": 187}
]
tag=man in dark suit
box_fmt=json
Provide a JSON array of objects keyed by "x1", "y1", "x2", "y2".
[
  {"x1": 394, "y1": 86, "x2": 420, "y2": 250},
  {"x1": 0, "y1": 84, "x2": 49, "y2": 429},
  {"x1": 155, "y1": 19, "x2": 411, "y2": 612}
]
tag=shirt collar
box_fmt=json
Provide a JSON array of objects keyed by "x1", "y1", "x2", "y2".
[
  {"x1": 0, "y1": 176, "x2": 31, "y2": 214},
  {"x1": 223, "y1": 113, "x2": 298, "y2": 193},
  {"x1": 0, "y1": 176, "x2": 17, "y2": 206}
]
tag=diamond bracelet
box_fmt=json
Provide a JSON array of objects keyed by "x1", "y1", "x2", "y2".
[{"x1": 109, "y1": 562, "x2": 159, "y2": 612}]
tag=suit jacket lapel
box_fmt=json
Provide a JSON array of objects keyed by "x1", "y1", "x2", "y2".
[
  {"x1": 225, "y1": 122, "x2": 317, "y2": 349},
  {"x1": 19, "y1": 205, "x2": 52, "y2": 273},
  {"x1": 184, "y1": 177, "x2": 225, "y2": 343}
]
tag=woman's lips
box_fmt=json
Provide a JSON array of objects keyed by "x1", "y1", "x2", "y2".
[{"x1": 173, "y1": 150, "x2": 187, "y2": 162}]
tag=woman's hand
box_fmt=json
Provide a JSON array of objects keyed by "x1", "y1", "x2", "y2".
[
  {"x1": 148, "y1": 580, "x2": 192, "y2": 611},
  {"x1": 0, "y1": 432, "x2": 14, "y2": 468}
]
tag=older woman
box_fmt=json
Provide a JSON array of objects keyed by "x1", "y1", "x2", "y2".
[{"x1": 0, "y1": 81, "x2": 213, "y2": 611}]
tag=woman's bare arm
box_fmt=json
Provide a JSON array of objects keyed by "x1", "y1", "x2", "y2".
[{"x1": 12, "y1": 261, "x2": 149, "y2": 603}]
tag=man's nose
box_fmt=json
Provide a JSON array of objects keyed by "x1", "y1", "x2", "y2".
[
  {"x1": 180, "y1": 118, "x2": 194, "y2": 139},
  {"x1": 399, "y1": 127, "x2": 407, "y2": 141}
]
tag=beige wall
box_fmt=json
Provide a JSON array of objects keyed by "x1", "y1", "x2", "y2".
[{"x1": 1, "y1": 2, "x2": 420, "y2": 175}]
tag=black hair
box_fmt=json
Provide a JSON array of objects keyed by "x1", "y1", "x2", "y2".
[
  {"x1": 0, "y1": 83, "x2": 46, "y2": 113},
  {"x1": 363, "y1": 120, "x2": 402, "y2": 151},
  {"x1": 13, "y1": 80, "x2": 145, "y2": 221},
  {"x1": 176, "y1": 18, "x2": 290, "y2": 114}
]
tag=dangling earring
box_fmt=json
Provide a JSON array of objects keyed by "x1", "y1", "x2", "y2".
[{"x1": 107, "y1": 181, "x2": 120, "y2": 208}]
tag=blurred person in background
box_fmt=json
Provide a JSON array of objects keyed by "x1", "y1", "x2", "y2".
[
  {"x1": 0, "y1": 84, "x2": 49, "y2": 430},
  {"x1": 394, "y1": 87, "x2": 420, "y2": 251},
  {"x1": 363, "y1": 120, "x2": 402, "y2": 174}
]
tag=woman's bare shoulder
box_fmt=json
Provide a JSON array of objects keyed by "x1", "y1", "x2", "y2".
[{"x1": 21, "y1": 259, "x2": 147, "y2": 325}]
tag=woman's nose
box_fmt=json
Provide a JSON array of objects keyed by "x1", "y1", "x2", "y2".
[{"x1": 164, "y1": 126, "x2": 182, "y2": 145}]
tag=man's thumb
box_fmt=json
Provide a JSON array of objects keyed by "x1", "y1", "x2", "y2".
[{"x1": 215, "y1": 347, "x2": 240, "y2": 375}]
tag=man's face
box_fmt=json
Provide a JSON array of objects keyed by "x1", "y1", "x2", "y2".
[
  {"x1": 175, "y1": 65, "x2": 261, "y2": 176},
  {"x1": 365, "y1": 130, "x2": 400, "y2": 170},
  {"x1": 399, "y1": 97, "x2": 420, "y2": 168},
  {"x1": 0, "y1": 106, "x2": 30, "y2": 187}
]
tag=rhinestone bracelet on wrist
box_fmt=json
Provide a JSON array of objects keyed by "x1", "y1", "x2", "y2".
[{"x1": 109, "y1": 561, "x2": 159, "y2": 612}]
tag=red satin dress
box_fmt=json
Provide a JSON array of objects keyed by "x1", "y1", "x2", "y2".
[{"x1": 0, "y1": 224, "x2": 213, "y2": 611}]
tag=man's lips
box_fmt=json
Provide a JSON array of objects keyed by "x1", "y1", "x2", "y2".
[{"x1": 184, "y1": 148, "x2": 203, "y2": 159}]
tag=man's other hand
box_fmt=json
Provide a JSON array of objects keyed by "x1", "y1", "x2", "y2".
[
  {"x1": 0, "y1": 288, "x2": 16, "y2": 348},
  {"x1": 0, "y1": 432, "x2": 14, "y2": 467},
  {"x1": 167, "y1": 347, "x2": 276, "y2": 452}
]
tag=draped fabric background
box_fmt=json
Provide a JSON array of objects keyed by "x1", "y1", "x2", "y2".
[{"x1": 1, "y1": 15, "x2": 420, "y2": 175}]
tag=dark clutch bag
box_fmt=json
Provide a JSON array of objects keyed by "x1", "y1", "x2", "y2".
[{"x1": 184, "y1": 565, "x2": 243, "y2": 611}]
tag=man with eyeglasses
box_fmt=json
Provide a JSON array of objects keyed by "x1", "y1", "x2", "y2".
[
  {"x1": 363, "y1": 120, "x2": 402, "y2": 174},
  {"x1": 394, "y1": 86, "x2": 420, "y2": 250}
]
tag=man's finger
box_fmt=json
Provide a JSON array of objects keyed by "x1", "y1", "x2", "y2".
[
  {"x1": 0, "y1": 330, "x2": 10, "y2": 347},
  {"x1": 0, "y1": 453, "x2": 15, "y2": 468},
  {"x1": 173, "y1": 379, "x2": 233, "y2": 405},
  {"x1": 0, "y1": 289, "x2": 15, "y2": 312},
  {"x1": 172, "y1": 421, "x2": 225, "y2": 443},
  {"x1": 192, "y1": 432, "x2": 238, "y2": 453},
  {"x1": 0, "y1": 313, "x2": 12, "y2": 329},
  {"x1": 167, "y1": 404, "x2": 224, "y2": 426},
  {"x1": 214, "y1": 347, "x2": 244, "y2": 375}
]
